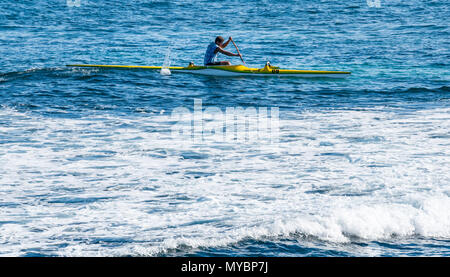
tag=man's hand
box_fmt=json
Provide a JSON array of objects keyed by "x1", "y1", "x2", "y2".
[{"x1": 229, "y1": 36, "x2": 233, "y2": 41}]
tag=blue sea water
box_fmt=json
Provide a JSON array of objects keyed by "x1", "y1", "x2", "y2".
[{"x1": 0, "y1": 0, "x2": 449, "y2": 256}]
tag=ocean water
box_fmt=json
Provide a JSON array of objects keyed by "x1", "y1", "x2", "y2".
[{"x1": 0, "y1": 0, "x2": 449, "y2": 257}]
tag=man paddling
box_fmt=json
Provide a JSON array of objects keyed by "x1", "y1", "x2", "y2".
[{"x1": 204, "y1": 36, "x2": 241, "y2": 66}]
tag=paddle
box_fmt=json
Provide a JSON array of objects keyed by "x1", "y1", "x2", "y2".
[{"x1": 230, "y1": 38, "x2": 245, "y2": 65}]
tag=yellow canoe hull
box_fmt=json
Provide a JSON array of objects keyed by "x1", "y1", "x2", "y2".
[{"x1": 66, "y1": 64, "x2": 351, "y2": 78}]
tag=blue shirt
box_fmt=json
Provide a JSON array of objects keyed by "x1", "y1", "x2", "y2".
[{"x1": 204, "y1": 42, "x2": 219, "y2": 65}]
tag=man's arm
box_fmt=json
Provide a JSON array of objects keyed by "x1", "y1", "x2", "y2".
[
  {"x1": 216, "y1": 47, "x2": 239, "y2": 57},
  {"x1": 221, "y1": 37, "x2": 232, "y2": 48}
]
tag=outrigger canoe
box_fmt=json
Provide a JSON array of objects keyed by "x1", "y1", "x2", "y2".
[{"x1": 66, "y1": 62, "x2": 351, "y2": 78}]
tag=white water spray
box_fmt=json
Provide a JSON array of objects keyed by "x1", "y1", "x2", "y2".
[{"x1": 160, "y1": 47, "x2": 171, "y2": 76}]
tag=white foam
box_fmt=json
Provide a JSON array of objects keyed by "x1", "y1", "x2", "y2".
[
  {"x1": 0, "y1": 107, "x2": 449, "y2": 256},
  {"x1": 160, "y1": 68, "x2": 171, "y2": 76}
]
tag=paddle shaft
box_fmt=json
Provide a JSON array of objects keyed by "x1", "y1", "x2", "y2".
[{"x1": 230, "y1": 39, "x2": 245, "y2": 65}]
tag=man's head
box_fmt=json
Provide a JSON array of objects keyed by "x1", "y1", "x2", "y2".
[{"x1": 215, "y1": 36, "x2": 225, "y2": 46}]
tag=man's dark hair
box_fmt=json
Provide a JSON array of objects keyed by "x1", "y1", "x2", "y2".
[{"x1": 215, "y1": 36, "x2": 224, "y2": 44}]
